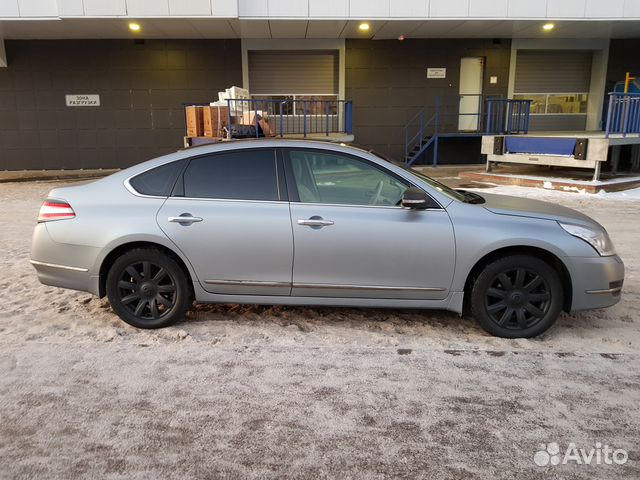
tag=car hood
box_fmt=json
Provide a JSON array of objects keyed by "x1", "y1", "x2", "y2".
[{"x1": 479, "y1": 192, "x2": 602, "y2": 228}]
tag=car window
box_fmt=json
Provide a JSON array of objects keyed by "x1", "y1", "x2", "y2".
[
  {"x1": 129, "y1": 159, "x2": 185, "y2": 197},
  {"x1": 289, "y1": 150, "x2": 409, "y2": 206},
  {"x1": 182, "y1": 150, "x2": 279, "y2": 201}
]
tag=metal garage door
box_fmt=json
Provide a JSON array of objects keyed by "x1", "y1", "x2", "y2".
[
  {"x1": 248, "y1": 50, "x2": 338, "y2": 95},
  {"x1": 513, "y1": 50, "x2": 593, "y2": 131}
]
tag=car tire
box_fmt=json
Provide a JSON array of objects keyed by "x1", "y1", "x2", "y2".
[
  {"x1": 470, "y1": 254, "x2": 564, "y2": 338},
  {"x1": 106, "y1": 248, "x2": 191, "y2": 329}
]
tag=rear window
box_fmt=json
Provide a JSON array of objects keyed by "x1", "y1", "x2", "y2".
[
  {"x1": 182, "y1": 150, "x2": 279, "y2": 201},
  {"x1": 129, "y1": 160, "x2": 185, "y2": 197}
]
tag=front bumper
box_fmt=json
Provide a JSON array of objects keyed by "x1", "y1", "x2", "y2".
[{"x1": 567, "y1": 254, "x2": 624, "y2": 313}]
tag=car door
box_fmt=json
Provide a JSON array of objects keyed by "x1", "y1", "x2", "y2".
[
  {"x1": 157, "y1": 148, "x2": 293, "y2": 296},
  {"x1": 284, "y1": 148, "x2": 456, "y2": 300}
]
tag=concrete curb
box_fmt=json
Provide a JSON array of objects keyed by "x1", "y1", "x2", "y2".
[{"x1": 0, "y1": 170, "x2": 119, "y2": 183}]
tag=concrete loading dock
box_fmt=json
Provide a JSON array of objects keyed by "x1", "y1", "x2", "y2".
[{"x1": 481, "y1": 131, "x2": 640, "y2": 181}]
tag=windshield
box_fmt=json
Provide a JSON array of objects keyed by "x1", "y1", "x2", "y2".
[
  {"x1": 358, "y1": 146, "x2": 467, "y2": 202},
  {"x1": 397, "y1": 164, "x2": 468, "y2": 202}
]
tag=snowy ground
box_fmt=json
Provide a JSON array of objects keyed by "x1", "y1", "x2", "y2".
[{"x1": 0, "y1": 180, "x2": 639, "y2": 479}]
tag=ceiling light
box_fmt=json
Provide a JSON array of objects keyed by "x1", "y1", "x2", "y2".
[
  {"x1": 542, "y1": 23, "x2": 555, "y2": 31},
  {"x1": 358, "y1": 23, "x2": 370, "y2": 32},
  {"x1": 129, "y1": 22, "x2": 141, "y2": 32}
]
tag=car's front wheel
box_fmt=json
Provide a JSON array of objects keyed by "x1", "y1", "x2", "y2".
[
  {"x1": 470, "y1": 254, "x2": 564, "y2": 338},
  {"x1": 106, "y1": 248, "x2": 190, "y2": 329}
]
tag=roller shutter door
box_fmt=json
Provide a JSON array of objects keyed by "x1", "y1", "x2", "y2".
[
  {"x1": 514, "y1": 50, "x2": 593, "y2": 131},
  {"x1": 514, "y1": 50, "x2": 593, "y2": 93},
  {"x1": 248, "y1": 50, "x2": 338, "y2": 95}
]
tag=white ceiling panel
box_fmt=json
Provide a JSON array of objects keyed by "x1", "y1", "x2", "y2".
[
  {"x1": 237, "y1": 19, "x2": 271, "y2": 37},
  {"x1": 305, "y1": 20, "x2": 348, "y2": 38},
  {"x1": 268, "y1": 20, "x2": 308, "y2": 38},
  {"x1": 372, "y1": 21, "x2": 424, "y2": 39},
  {"x1": 0, "y1": 0, "x2": 20, "y2": 17},
  {"x1": 18, "y1": 0, "x2": 58, "y2": 17},
  {"x1": 308, "y1": 0, "x2": 349, "y2": 18},
  {"x1": 349, "y1": 0, "x2": 389, "y2": 18},
  {"x1": 189, "y1": 18, "x2": 239, "y2": 37},
  {"x1": 408, "y1": 20, "x2": 466, "y2": 37},
  {"x1": 340, "y1": 20, "x2": 386, "y2": 38},
  {"x1": 147, "y1": 19, "x2": 202, "y2": 37},
  {"x1": 445, "y1": 20, "x2": 508, "y2": 37},
  {"x1": 268, "y1": 0, "x2": 308, "y2": 18},
  {"x1": 127, "y1": 0, "x2": 170, "y2": 17},
  {"x1": 169, "y1": 0, "x2": 212, "y2": 16},
  {"x1": 211, "y1": 0, "x2": 238, "y2": 17},
  {"x1": 1, "y1": 16, "x2": 640, "y2": 39},
  {"x1": 83, "y1": 0, "x2": 126, "y2": 16},
  {"x1": 58, "y1": 0, "x2": 84, "y2": 16}
]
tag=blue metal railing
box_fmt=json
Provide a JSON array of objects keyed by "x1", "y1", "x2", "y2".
[
  {"x1": 605, "y1": 92, "x2": 640, "y2": 137},
  {"x1": 404, "y1": 96, "x2": 531, "y2": 166},
  {"x1": 225, "y1": 98, "x2": 353, "y2": 139},
  {"x1": 485, "y1": 99, "x2": 531, "y2": 135}
]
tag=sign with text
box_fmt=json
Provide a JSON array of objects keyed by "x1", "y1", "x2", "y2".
[
  {"x1": 427, "y1": 68, "x2": 446, "y2": 79},
  {"x1": 65, "y1": 94, "x2": 100, "y2": 107}
]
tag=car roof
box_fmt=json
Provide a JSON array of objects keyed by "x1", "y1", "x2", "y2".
[{"x1": 179, "y1": 138, "x2": 374, "y2": 157}]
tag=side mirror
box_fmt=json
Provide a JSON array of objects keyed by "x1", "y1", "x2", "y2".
[{"x1": 401, "y1": 187, "x2": 432, "y2": 209}]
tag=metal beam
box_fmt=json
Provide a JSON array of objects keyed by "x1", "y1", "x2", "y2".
[{"x1": 0, "y1": 40, "x2": 6, "y2": 68}]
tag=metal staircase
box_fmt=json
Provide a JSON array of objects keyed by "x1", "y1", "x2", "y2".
[{"x1": 404, "y1": 97, "x2": 532, "y2": 166}]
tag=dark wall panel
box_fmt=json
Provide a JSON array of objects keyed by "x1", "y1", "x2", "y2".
[
  {"x1": 606, "y1": 39, "x2": 640, "y2": 89},
  {"x1": 345, "y1": 38, "x2": 511, "y2": 162},
  {"x1": 0, "y1": 39, "x2": 242, "y2": 170}
]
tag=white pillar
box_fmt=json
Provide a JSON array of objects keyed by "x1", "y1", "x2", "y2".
[{"x1": 0, "y1": 40, "x2": 6, "y2": 67}]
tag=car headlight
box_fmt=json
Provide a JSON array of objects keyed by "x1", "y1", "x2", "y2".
[{"x1": 559, "y1": 222, "x2": 616, "y2": 256}]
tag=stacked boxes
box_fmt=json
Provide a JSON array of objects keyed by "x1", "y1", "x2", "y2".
[
  {"x1": 185, "y1": 106, "x2": 204, "y2": 137},
  {"x1": 184, "y1": 86, "x2": 275, "y2": 140},
  {"x1": 203, "y1": 106, "x2": 230, "y2": 138}
]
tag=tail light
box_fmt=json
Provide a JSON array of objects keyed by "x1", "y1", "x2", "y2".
[{"x1": 38, "y1": 199, "x2": 76, "y2": 222}]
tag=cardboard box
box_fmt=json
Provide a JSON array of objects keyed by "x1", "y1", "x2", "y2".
[
  {"x1": 240, "y1": 111, "x2": 275, "y2": 137},
  {"x1": 185, "y1": 106, "x2": 204, "y2": 137},
  {"x1": 203, "y1": 106, "x2": 230, "y2": 138}
]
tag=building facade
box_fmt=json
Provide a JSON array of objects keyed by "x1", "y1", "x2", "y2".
[{"x1": 0, "y1": 0, "x2": 639, "y2": 169}]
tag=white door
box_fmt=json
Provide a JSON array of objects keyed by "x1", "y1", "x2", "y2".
[{"x1": 458, "y1": 57, "x2": 484, "y2": 131}]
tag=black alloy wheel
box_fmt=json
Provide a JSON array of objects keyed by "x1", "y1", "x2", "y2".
[
  {"x1": 118, "y1": 260, "x2": 176, "y2": 321},
  {"x1": 471, "y1": 255, "x2": 564, "y2": 338},
  {"x1": 106, "y1": 248, "x2": 190, "y2": 328},
  {"x1": 484, "y1": 267, "x2": 551, "y2": 330}
]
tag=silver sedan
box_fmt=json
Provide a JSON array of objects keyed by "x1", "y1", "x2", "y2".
[{"x1": 31, "y1": 140, "x2": 624, "y2": 338}]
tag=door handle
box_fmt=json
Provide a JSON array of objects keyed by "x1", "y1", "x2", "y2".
[
  {"x1": 168, "y1": 213, "x2": 203, "y2": 225},
  {"x1": 297, "y1": 217, "x2": 334, "y2": 227}
]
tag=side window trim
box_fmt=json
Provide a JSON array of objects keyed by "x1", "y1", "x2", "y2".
[
  {"x1": 172, "y1": 147, "x2": 284, "y2": 202},
  {"x1": 281, "y1": 147, "x2": 441, "y2": 209}
]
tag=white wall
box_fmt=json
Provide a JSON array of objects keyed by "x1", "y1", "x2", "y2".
[{"x1": 3, "y1": 0, "x2": 640, "y2": 19}]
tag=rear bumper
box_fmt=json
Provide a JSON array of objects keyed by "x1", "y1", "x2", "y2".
[
  {"x1": 567, "y1": 254, "x2": 624, "y2": 313},
  {"x1": 30, "y1": 223, "x2": 101, "y2": 295}
]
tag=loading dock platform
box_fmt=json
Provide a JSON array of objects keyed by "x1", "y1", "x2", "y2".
[{"x1": 481, "y1": 131, "x2": 640, "y2": 181}]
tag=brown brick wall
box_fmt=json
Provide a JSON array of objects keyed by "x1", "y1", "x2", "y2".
[{"x1": 0, "y1": 39, "x2": 242, "y2": 170}]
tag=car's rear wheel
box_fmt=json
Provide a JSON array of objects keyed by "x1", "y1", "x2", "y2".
[
  {"x1": 106, "y1": 248, "x2": 190, "y2": 329},
  {"x1": 470, "y1": 255, "x2": 564, "y2": 338}
]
